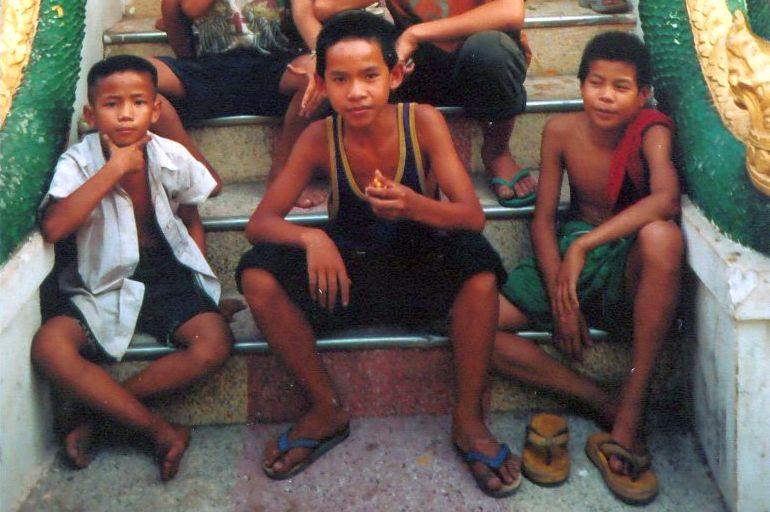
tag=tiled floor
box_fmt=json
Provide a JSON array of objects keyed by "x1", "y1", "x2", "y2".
[{"x1": 18, "y1": 412, "x2": 724, "y2": 512}]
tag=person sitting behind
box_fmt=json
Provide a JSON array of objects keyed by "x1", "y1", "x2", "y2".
[
  {"x1": 31, "y1": 55, "x2": 234, "y2": 481},
  {"x1": 493, "y1": 31, "x2": 682, "y2": 504},
  {"x1": 237, "y1": 11, "x2": 521, "y2": 498}
]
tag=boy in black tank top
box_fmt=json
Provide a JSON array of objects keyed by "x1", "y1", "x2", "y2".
[{"x1": 237, "y1": 11, "x2": 520, "y2": 497}]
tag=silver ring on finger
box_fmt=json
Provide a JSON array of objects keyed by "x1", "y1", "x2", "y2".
[{"x1": 317, "y1": 288, "x2": 325, "y2": 295}]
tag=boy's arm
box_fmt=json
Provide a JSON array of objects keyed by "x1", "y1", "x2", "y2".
[
  {"x1": 41, "y1": 135, "x2": 150, "y2": 243},
  {"x1": 291, "y1": 0, "x2": 323, "y2": 51},
  {"x1": 178, "y1": 204, "x2": 206, "y2": 254},
  {"x1": 365, "y1": 105, "x2": 484, "y2": 231},
  {"x1": 531, "y1": 117, "x2": 593, "y2": 360},
  {"x1": 394, "y1": 0, "x2": 524, "y2": 62},
  {"x1": 245, "y1": 122, "x2": 351, "y2": 309},
  {"x1": 161, "y1": 0, "x2": 207, "y2": 59}
]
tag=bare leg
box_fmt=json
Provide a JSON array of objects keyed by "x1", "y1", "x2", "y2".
[
  {"x1": 31, "y1": 317, "x2": 192, "y2": 479},
  {"x1": 270, "y1": 55, "x2": 327, "y2": 208},
  {"x1": 481, "y1": 118, "x2": 536, "y2": 200},
  {"x1": 450, "y1": 272, "x2": 520, "y2": 493},
  {"x1": 492, "y1": 297, "x2": 617, "y2": 426},
  {"x1": 607, "y1": 220, "x2": 682, "y2": 473},
  {"x1": 240, "y1": 269, "x2": 349, "y2": 476},
  {"x1": 148, "y1": 57, "x2": 223, "y2": 195}
]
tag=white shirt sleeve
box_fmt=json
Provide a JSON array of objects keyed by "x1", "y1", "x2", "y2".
[
  {"x1": 174, "y1": 154, "x2": 217, "y2": 205},
  {"x1": 38, "y1": 150, "x2": 89, "y2": 215}
]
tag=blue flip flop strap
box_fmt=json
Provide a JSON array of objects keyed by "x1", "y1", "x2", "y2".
[
  {"x1": 491, "y1": 168, "x2": 534, "y2": 190},
  {"x1": 277, "y1": 431, "x2": 320, "y2": 453},
  {"x1": 462, "y1": 443, "x2": 512, "y2": 470}
]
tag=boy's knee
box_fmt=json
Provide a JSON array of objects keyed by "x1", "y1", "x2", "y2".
[
  {"x1": 240, "y1": 268, "x2": 283, "y2": 308},
  {"x1": 30, "y1": 321, "x2": 83, "y2": 372},
  {"x1": 460, "y1": 271, "x2": 498, "y2": 297},
  {"x1": 637, "y1": 221, "x2": 684, "y2": 272}
]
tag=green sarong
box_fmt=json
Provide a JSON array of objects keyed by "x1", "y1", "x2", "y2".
[{"x1": 501, "y1": 220, "x2": 634, "y2": 330}]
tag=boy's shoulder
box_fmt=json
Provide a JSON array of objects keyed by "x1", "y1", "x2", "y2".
[{"x1": 543, "y1": 111, "x2": 587, "y2": 138}]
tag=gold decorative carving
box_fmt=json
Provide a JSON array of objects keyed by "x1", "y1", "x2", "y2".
[
  {"x1": 0, "y1": 0, "x2": 41, "y2": 128},
  {"x1": 686, "y1": 1, "x2": 770, "y2": 196},
  {"x1": 727, "y1": 11, "x2": 770, "y2": 195},
  {"x1": 685, "y1": 0, "x2": 750, "y2": 141}
]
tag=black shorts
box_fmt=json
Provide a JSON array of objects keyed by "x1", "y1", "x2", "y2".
[
  {"x1": 156, "y1": 48, "x2": 294, "y2": 121},
  {"x1": 392, "y1": 31, "x2": 528, "y2": 121},
  {"x1": 236, "y1": 230, "x2": 507, "y2": 334},
  {"x1": 42, "y1": 244, "x2": 218, "y2": 361}
]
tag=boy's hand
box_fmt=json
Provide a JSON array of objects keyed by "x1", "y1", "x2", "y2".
[
  {"x1": 552, "y1": 307, "x2": 593, "y2": 361},
  {"x1": 287, "y1": 54, "x2": 325, "y2": 117},
  {"x1": 395, "y1": 30, "x2": 418, "y2": 74},
  {"x1": 556, "y1": 243, "x2": 587, "y2": 316},
  {"x1": 102, "y1": 133, "x2": 150, "y2": 176},
  {"x1": 304, "y1": 230, "x2": 351, "y2": 311},
  {"x1": 365, "y1": 169, "x2": 416, "y2": 220},
  {"x1": 218, "y1": 297, "x2": 246, "y2": 323}
]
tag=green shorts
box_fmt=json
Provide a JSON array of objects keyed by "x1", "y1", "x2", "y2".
[{"x1": 501, "y1": 220, "x2": 634, "y2": 331}]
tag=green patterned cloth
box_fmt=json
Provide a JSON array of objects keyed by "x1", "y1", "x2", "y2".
[{"x1": 501, "y1": 220, "x2": 633, "y2": 330}]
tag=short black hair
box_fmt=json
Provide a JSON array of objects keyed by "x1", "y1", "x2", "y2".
[
  {"x1": 577, "y1": 31, "x2": 651, "y2": 88},
  {"x1": 86, "y1": 55, "x2": 158, "y2": 104},
  {"x1": 315, "y1": 10, "x2": 399, "y2": 78}
]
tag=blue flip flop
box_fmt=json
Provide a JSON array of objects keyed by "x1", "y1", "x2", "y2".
[
  {"x1": 490, "y1": 167, "x2": 537, "y2": 208},
  {"x1": 263, "y1": 424, "x2": 351, "y2": 480},
  {"x1": 455, "y1": 442, "x2": 523, "y2": 498}
]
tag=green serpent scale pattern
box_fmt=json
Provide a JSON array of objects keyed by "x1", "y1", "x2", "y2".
[
  {"x1": 639, "y1": 0, "x2": 770, "y2": 254},
  {"x1": 0, "y1": 0, "x2": 86, "y2": 262}
]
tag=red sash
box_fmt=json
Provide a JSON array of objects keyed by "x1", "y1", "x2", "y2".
[{"x1": 607, "y1": 109, "x2": 675, "y2": 206}]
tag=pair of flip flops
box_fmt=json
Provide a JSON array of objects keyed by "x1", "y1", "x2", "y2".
[
  {"x1": 263, "y1": 424, "x2": 351, "y2": 480},
  {"x1": 455, "y1": 442, "x2": 522, "y2": 498},
  {"x1": 578, "y1": 0, "x2": 631, "y2": 14},
  {"x1": 522, "y1": 415, "x2": 658, "y2": 504},
  {"x1": 490, "y1": 167, "x2": 537, "y2": 208}
]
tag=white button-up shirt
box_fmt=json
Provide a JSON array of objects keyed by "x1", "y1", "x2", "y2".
[{"x1": 40, "y1": 132, "x2": 221, "y2": 361}]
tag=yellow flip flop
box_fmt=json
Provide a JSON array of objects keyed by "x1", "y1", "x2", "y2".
[
  {"x1": 521, "y1": 413, "x2": 570, "y2": 486},
  {"x1": 585, "y1": 432, "x2": 659, "y2": 505}
]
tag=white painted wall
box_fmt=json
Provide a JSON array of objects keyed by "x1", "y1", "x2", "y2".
[
  {"x1": 0, "y1": 234, "x2": 55, "y2": 512},
  {"x1": 683, "y1": 197, "x2": 770, "y2": 512}
]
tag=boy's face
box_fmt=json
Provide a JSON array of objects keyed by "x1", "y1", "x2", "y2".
[
  {"x1": 580, "y1": 59, "x2": 649, "y2": 131},
  {"x1": 319, "y1": 38, "x2": 403, "y2": 128},
  {"x1": 84, "y1": 70, "x2": 160, "y2": 147}
]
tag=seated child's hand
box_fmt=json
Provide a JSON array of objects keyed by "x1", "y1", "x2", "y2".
[
  {"x1": 219, "y1": 297, "x2": 246, "y2": 323},
  {"x1": 366, "y1": 170, "x2": 415, "y2": 221},
  {"x1": 101, "y1": 133, "x2": 151, "y2": 177}
]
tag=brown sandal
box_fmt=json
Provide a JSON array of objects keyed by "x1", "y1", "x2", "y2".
[
  {"x1": 521, "y1": 413, "x2": 570, "y2": 486},
  {"x1": 585, "y1": 432, "x2": 659, "y2": 504}
]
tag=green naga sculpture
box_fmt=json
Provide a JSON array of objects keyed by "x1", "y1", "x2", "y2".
[
  {"x1": 0, "y1": 0, "x2": 85, "y2": 263},
  {"x1": 639, "y1": 0, "x2": 770, "y2": 254}
]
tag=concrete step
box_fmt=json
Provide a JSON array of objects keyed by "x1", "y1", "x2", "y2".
[{"x1": 108, "y1": 0, "x2": 635, "y2": 78}]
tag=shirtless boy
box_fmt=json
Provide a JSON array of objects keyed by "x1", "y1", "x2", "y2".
[
  {"x1": 493, "y1": 32, "x2": 682, "y2": 504},
  {"x1": 238, "y1": 11, "x2": 520, "y2": 497},
  {"x1": 32, "y1": 55, "x2": 233, "y2": 481}
]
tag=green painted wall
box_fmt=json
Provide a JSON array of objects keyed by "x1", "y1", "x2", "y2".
[
  {"x1": 0, "y1": 0, "x2": 85, "y2": 263},
  {"x1": 639, "y1": 0, "x2": 770, "y2": 254}
]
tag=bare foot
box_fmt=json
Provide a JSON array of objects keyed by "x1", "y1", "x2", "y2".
[
  {"x1": 64, "y1": 421, "x2": 98, "y2": 469},
  {"x1": 156, "y1": 424, "x2": 191, "y2": 481},
  {"x1": 219, "y1": 297, "x2": 246, "y2": 323},
  {"x1": 294, "y1": 183, "x2": 329, "y2": 209},
  {"x1": 154, "y1": 18, "x2": 165, "y2": 31},
  {"x1": 452, "y1": 415, "x2": 521, "y2": 495},
  {"x1": 263, "y1": 405, "x2": 349, "y2": 477}
]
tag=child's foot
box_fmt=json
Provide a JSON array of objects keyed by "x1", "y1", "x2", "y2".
[
  {"x1": 155, "y1": 424, "x2": 191, "y2": 481},
  {"x1": 452, "y1": 416, "x2": 521, "y2": 497},
  {"x1": 64, "y1": 421, "x2": 98, "y2": 469},
  {"x1": 294, "y1": 183, "x2": 329, "y2": 209},
  {"x1": 482, "y1": 146, "x2": 537, "y2": 204},
  {"x1": 262, "y1": 406, "x2": 350, "y2": 478},
  {"x1": 587, "y1": 0, "x2": 631, "y2": 14}
]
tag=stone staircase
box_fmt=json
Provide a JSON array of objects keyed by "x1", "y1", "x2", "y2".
[{"x1": 95, "y1": 0, "x2": 688, "y2": 428}]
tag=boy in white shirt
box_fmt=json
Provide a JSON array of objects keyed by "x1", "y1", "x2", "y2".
[{"x1": 32, "y1": 55, "x2": 233, "y2": 481}]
